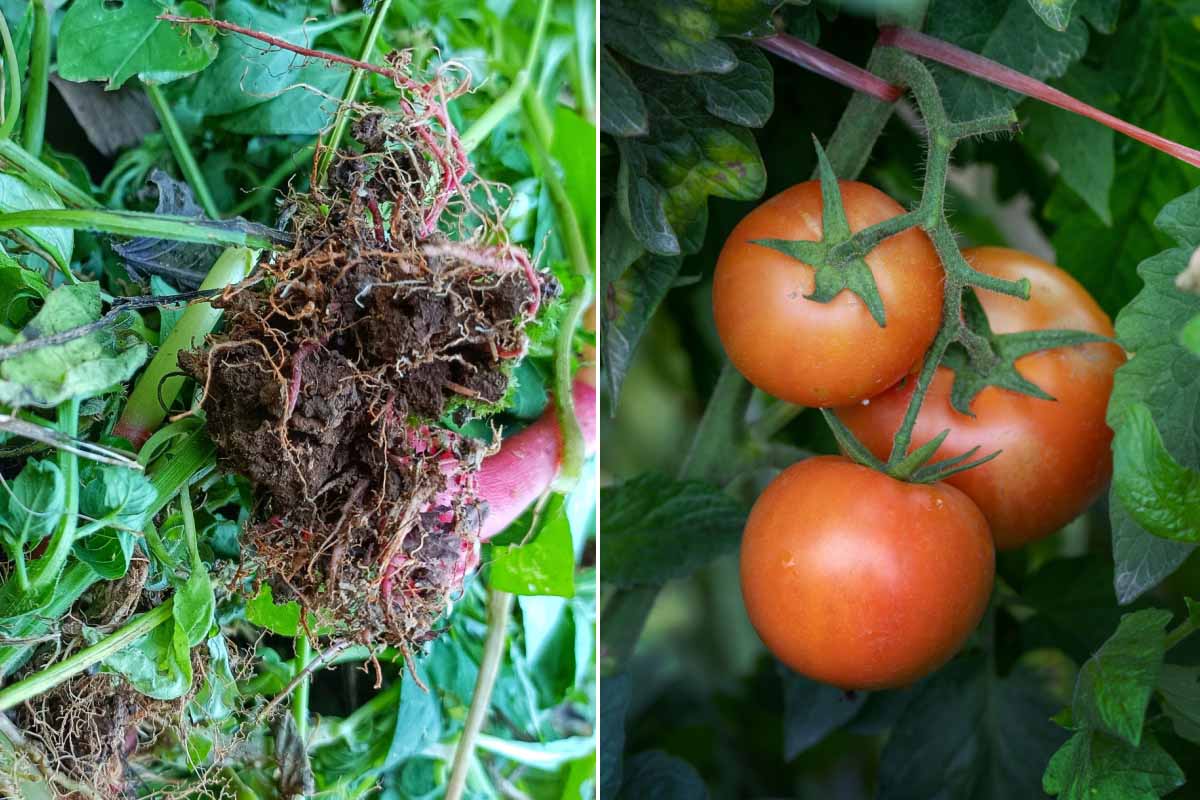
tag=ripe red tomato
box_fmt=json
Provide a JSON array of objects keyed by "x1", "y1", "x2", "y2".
[
  {"x1": 740, "y1": 456, "x2": 994, "y2": 690},
  {"x1": 712, "y1": 180, "x2": 943, "y2": 407},
  {"x1": 838, "y1": 246, "x2": 1125, "y2": 550}
]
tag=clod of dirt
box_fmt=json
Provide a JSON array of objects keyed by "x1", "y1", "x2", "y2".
[{"x1": 181, "y1": 103, "x2": 543, "y2": 650}]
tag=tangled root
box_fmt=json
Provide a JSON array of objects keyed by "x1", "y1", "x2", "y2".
[{"x1": 181, "y1": 73, "x2": 545, "y2": 650}]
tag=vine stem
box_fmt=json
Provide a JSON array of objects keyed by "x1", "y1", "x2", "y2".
[
  {"x1": 145, "y1": 83, "x2": 220, "y2": 219},
  {"x1": 445, "y1": 587, "x2": 514, "y2": 800},
  {"x1": 1165, "y1": 616, "x2": 1198, "y2": 651},
  {"x1": 523, "y1": 91, "x2": 592, "y2": 485},
  {"x1": 0, "y1": 10, "x2": 20, "y2": 139},
  {"x1": 879, "y1": 26, "x2": 1200, "y2": 169},
  {"x1": 316, "y1": 0, "x2": 396, "y2": 186},
  {"x1": 460, "y1": 0, "x2": 553, "y2": 154},
  {"x1": 756, "y1": 34, "x2": 902, "y2": 103},
  {"x1": 0, "y1": 600, "x2": 174, "y2": 711},
  {"x1": 292, "y1": 634, "x2": 312, "y2": 741},
  {"x1": 0, "y1": 208, "x2": 284, "y2": 248},
  {"x1": 22, "y1": 0, "x2": 50, "y2": 156},
  {"x1": 27, "y1": 398, "x2": 81, "y2": 594}
]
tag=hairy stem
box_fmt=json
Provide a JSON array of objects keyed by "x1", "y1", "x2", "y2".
[
  {"x1": 460, "y1": 0, "x2": 553, "y2": 154},
  {"x1": 445, "y1": 587, "x2": 514, "y2": 800},
  {"x1": 145, "y1": 83, "x2": 220, "y2": 219},
  {"x1": 21, "y1": 0, "x2": 50, "y2": 156}
]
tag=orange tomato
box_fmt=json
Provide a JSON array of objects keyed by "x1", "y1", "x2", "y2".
[
  {"x1": 713, "y1": 180, "x2": 943, "y2": 407},
  {"x1": 838, "y1": 246, "x2": 1125, "y2": 550},
  {"x1": 740, "y1": 456, "x2": 994, "y2": 689}
]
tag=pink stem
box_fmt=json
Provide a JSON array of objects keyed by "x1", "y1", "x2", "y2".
[
  {"x1": 756, "y1": 34, "x2": 902, "y2": 103},
  {"x1": 879, "y1": 26, "x2": 1200, "y2": 169}
]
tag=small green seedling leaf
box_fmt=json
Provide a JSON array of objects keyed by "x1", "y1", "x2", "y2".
[
  {"x1": 97, "y1": 616, "x2": 193, "y2": 700},
  {"x1": 246, "y1": 583, "x2": 301, "y2": 637},
  {"x1": 80, "y1": 465, "x2": 158, "y2": 531},
  {"x1": 1111, "y1": 403, "x2": 1200, "y2": 543},
  {"x1": 753, "y1": 139, "x2": 887, "y2": 326},
  {"x1": 489, "y1": 494, "x2": 576, "y2": 597},
  {"x1": 173, "y1": 570, "x2": 215, "y2": 648},
  {"x1": 3, "y1": 458, "x2": 63, "y2": 545}
]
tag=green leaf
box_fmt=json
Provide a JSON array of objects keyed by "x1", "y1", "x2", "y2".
[
  {"x1": 3, "y1": 459, "x2": 64, "y2": 545},
  {"x1": 1111, "y1": 403, "x2": 1200, "y2": 543},
  {"x1": 600, "y1": 473, "x2": 746, "y2": 587},
  {"x1": 1072, "y1": 609, "x2": 1172, "y2": 746},
  {"x1": 489, "y1": 495, "x2": 575, "y2": 597},
  {"x1": 601, "y1": 253, "x2": 681, "y2": 406},
  {"x1": 781, "y1": 665, "x2": 866, "y2": 760},
  {"x1": 600, "y1": 673, "x2": 631, "y2": 798},
  {"x1": 1106, "y1": 185, "x2": 1200, "y2": 600},
  {"x1": 925, "y1": 0, "x2": 1100, "y2": 121},
  {"x1": 1043, "y1": 731, "x2": 1184, "y2": 800},
  {"x1": 1157, "y1": 665, "x2": 1200, "y2": 745},
  {"x1": 79, "y1": 465, "x2": 158, "y2": 531},
  {"x1": 56, "y1": 0, "x2": 217, "y2": 90},
  {"x1": 551, "y1": 106, "x2": 598, "y2": 264},
  {"x1": 0, "y1": 283, "x2": 148, "y2": 408},
  {"x1": 246, "y1": 583, "x2": 301, "y2": 637},
  {"x1": 97, "y1": 614, "x2": 193, "y2": 700},
  {"x1": 1020, "y1": 556, "x2": 1128, "y2": 665},
  {"x1": 1028, "y1": 0, "x2": 1076, "y2": 30},
  {"x1": 1047, "y1": 5, "x2": 1200, "y2": 315},
  {"x1": 1180, "y1": 313, "x2": 1200, "y2": 355},
  {"x1": 384, "y1": 658, "x2": 440, "y2": 765},
  {"x1": 218, "y1": 59, "x2": 348, "y2": 136},
  {"x1": 72, "y1": 527, "x2": 136, "y2": 579},
  {"x1": 0, "y1": 256, "x2": 49, "y2": 329},
  {"x1": 600, "y1": 49, "x2": 647, "y2": 136},
  {"x1": 173, "y1": 570, "x2": 214, "y2": 647},
  {"x1": 600, "y1": 0, "x2": 734, "y2": 75},
  {"x1": 189, "y1": 635, "x2": 239, "y2": 721},
  {"x1": 0, "y1": 173, "x2": 73, "y2": 268},
  {"x1": 617, "y1": 751, "x2": 708, "y2": 800},
  {"x1": 877, "y1": 654, "x2": 1068, "y2": 799},
  {"x1": 688, "y1": 40, "x2": 773, "y2": 128}
]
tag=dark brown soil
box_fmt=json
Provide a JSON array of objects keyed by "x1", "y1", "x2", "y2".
[{"x1": 180, "y1": 112, "x2": 541, "y2": 649}]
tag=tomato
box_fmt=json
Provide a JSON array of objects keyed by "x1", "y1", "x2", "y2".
[
  {"x1": 712, "y1": 180, "x2": 943, "y2": 407},
  {"x1": 838, "y1": 246, "x2": 1125, "y2": 550},
  {"x1": 740, "y1": 456, "x2": 994, "y2": 690}
]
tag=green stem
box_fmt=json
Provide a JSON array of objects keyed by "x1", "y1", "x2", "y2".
[
  {"x1": 179, "y1": 484, "x2": 201, "y2": 570},
  {"x1": 0, "y1": 209, "x2": 281, "y2": 248},
  {"x1": 21, "y1": 0, "x2": 50, "y2": 156},
  {"x1": 7, "y1": 543, "x2": 27, "y2": 594},
  {"x1": 145, "y1": 83, "x2": 220, "y2": 220},
  {"x1": 460, "y1": 0, "x2": 553, "y2": 154},
  {"x1": 292, "y1": 635, "x2": 312, "y2": 741},
  {"x1": 0, "y1": 10, "x2": 20, "y2": 140},
  {"x1": 316, "y1": 0, "x2": 395, "y2": 186},
  {"x1": 114, "y1": 247, "x2": 257, "y2": 447},
  {"x1": 523, "y1": 92, "x2": 592, "y2": 485},
  {"x1": 0, "y1": 139, "x2": 100, "y2": 208},
  {"x1": 229, "y1": 144, "x2": 316, "y2": 216},
  {"x1": 0, "y1": 600, "x2": 174, "y2": 711},
  {"x1": 28, "y1": 398, "x2": 80, "y2": 593},
  {"x1": 446, "y1": 587, "x2": 513, "y2": 800},
  {"x1": 1165, "y1": 616, "x2": 1198, "y2": 651}
]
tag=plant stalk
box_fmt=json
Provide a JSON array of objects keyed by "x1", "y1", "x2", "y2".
[
  {"x1": 445, "y1": 587, "x2": 514, "y2": 800},
  {"x1": 0, "y1": 208, "x2": 283, "y2": 248},
  {"x1": 292, "y1": 634, "x2": 312, "y2": 741},
  {"x1": 28, "y1": 398, "x2": 81, "y2": 593},
  {"x1": 145, "y1": 83, "x2": 220, "y2": 219},
  {"x1": 0, "y1": 10, "x2": 20, "y2": 140},
  {"x1": 21, "y1": 0, "x2": 50, "y2": 157},
  {"x1": 0, "y1": 139, "x2": 100, "y2": 208}
]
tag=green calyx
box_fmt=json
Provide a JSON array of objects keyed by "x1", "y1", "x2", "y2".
[{"x1": 753, "y1": 138, "x2": 891, "y2": 327}]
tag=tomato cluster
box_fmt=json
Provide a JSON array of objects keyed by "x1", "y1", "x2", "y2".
[{"x1": 717, "y1": 181, "x2": 1123, "y2": 689}]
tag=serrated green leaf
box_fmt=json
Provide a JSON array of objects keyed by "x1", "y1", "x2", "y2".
[
  {"x1": 1072, "y1": 609, "x2": 1172, "y2": 746},
  {"x1": 489, "y1": 495, "x2": 575, "y2": 597},
  {"x1": 1043, "y1": 731, "x2": 1184, "y2": 800},
  {"x1": 600, "y1": 49, "x2": 648, "y2": 136},
  {"x1": 600, "y1": 473, "x2": 746, "y2": 587},
  {"x1": 57, "y1": 0, "x2": 217, "y2": 90},
  {"x1": 1111, "y1": 403, "x2": 1200, "y2": 543},
  {"x1": 688, "y1": 40, "x2": 773, "y2": 128}
]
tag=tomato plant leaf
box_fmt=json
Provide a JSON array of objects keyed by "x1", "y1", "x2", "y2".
[
  {"x1": 601, "y1": 0, "x2": 734, "y2": 76},
  {"x1": 57, "y1": 0, "x2": 218, "y2": 90},
  {"x1": 1111, "y1": 403, "x2": 1200, "y2": 543},
  {"x1": 488, "y1": 494, "x2": 576, "y2": 597},
  {"x1": 600, "y1": 49, "x2": 647, "y2": 136},
  {"x1": 688, "y1": 41, "x2": 773, "y2": 129},
  {"x1": 600, "y1": 473, "x2": 746, "y2": 587},
  {"x1": 1019, "y1": 556, "x2": 1129, "y2": 665},
  {"x1": 600, "y1": 672, "x2": 632, "y2": 798},
  {"x1": 877, "y1": 653, "x2": 1067, "y2": 800},
  {"x1": 1107, "y1": 185, "x2": 1200, "y2": 599},
  {"x1": 780, "y1": 665, "x2": 867, "y2": 760},
  {"x1": 1043, "y1": 731, "x2": 1184, "y2": 800},
  {"x1": 1071, "y1": 609, "x2": 1172, "y2": 746},
  {"x1": 173, "y1": 569, "x2": 215, "y2": 648},
  {"x1": 1157, "y1": 665, "x2": 1200, "y2": 746},
  {"x1": 617, "y1": 750, "x2": 709, "y2": 800},
  {"x1": 601, "y1": 252, "x2": 682, "y2": 405},
  {"x1": 1028, "y1": 0, "x2": 1077, "y2": 32}
]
